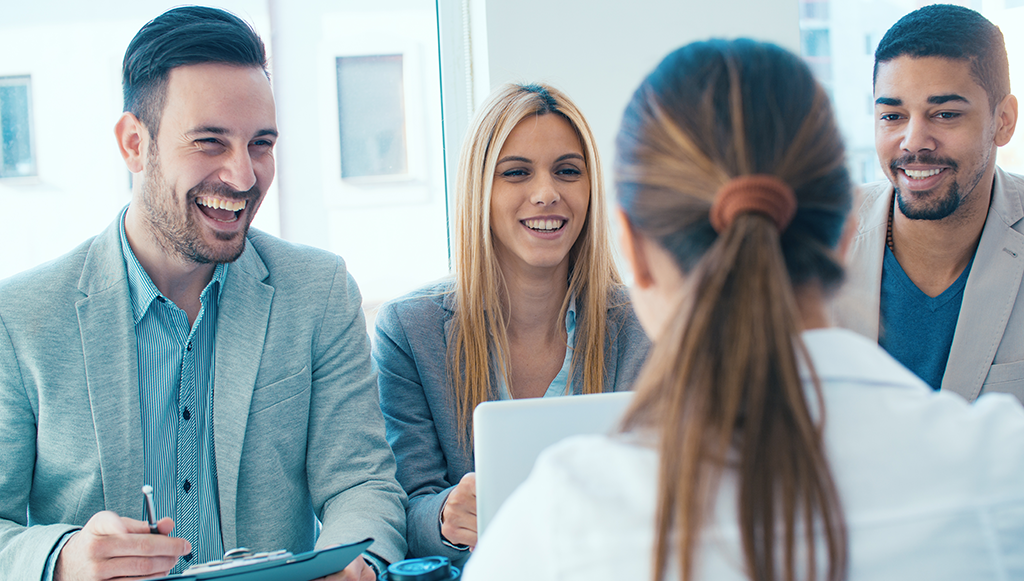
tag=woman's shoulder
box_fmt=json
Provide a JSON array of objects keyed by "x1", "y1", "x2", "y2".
[
  {"x1": 593, "y1": 284, "x2": 638, "y2": 325},
  {"x1": 600, "y1": 284, "x2": 650, "y2": 351},
  {"x1": 812, "y1": 330, "x2": 1024, "y2": 511},
  {"x1": 378, "y1": 278, "x2": 456, "y2": 322}
]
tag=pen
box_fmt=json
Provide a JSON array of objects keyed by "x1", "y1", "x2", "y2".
[{"x1": 142, "y1": 484, "x2": 159, "y2": 534}]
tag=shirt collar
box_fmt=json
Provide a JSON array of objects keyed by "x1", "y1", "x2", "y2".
[
  {"x1": 565, "y1": 293, "x2": 577, "y2": 346},
  {"x1": 119, "y1": 207, "x2": 227, "y2": 324}
]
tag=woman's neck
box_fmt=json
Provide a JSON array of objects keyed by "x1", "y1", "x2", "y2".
[
  {"x1": 498, "y1": 260, "x2": 570, "y2": 341},
  {"x1": 795, "y1": 283, "x2": 830, "y2": 331}
]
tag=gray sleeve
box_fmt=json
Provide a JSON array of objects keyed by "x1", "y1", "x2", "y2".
[
  {"x1": 0, "y1": 311, "x2": 79, "y2": 577},
  {"x1": 609, "y1": 303, "x2": 651, "y2": 392},
  {"x1": 308, "y1": 262, "x2": 407, "y2": 566},
  {"x1": 373, "y1": 301, "x2": 469, "y2": 560}
]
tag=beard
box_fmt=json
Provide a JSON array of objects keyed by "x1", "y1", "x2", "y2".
[
  {"x1": 889, "y1": 153, "x2": 987, "y2": 221},
  {"x1": 140, "y1": 148, "x2": 261, "y2": 264}
]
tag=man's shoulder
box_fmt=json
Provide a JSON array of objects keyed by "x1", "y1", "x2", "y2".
[
  {"x1": 856, "y1": 179, "x2": 894, "y2": 216},
  {"x1": 994, "y1": 166, "x2": 1024, "y2": 202},
  {"x1": 0, "y1": 236, "x2": 96, "y2": 299},
  {"x1": 244, "y1": 228, "x2": 345, "y2": 276}
]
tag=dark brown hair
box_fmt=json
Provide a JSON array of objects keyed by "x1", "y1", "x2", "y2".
[{"x1": 616, "y1": 39, "x2": 851, "y2": 581}]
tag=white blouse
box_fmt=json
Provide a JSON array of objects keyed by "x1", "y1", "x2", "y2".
[{"x1": 464, "y1": 328, "x2": 1024, "y2": 581}]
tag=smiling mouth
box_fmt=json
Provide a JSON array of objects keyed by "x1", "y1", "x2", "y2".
[
  {"x1": 522, "y1": 218, "x2": 566, "y2": 233},
  {"x1": 196, "y1": 196, "x2": 246, "y2": 223},
  {"x1": 902, "y1": 168, "x2": 945, "y2": 180}
]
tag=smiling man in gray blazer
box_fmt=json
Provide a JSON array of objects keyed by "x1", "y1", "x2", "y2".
[
  {"x1": 0, "y1": 7, "x2": 403, "y2": 581},
  {"x1": 834, "y1": 5, "x2": 1024, "y2": 403}
]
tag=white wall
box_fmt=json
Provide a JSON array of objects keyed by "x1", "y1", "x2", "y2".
[
  {"x1": 480, "y1": 0, "x2": 800, "y2": 186},
  {"x1": 0, "y1": 1, "x2": 277, "y2": 280}
]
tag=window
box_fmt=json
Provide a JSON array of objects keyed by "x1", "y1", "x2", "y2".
[
  {"x1": 0, "y1": 76, "x2": 35, "y2": 179},
  {"x1": 336, "y1": 55, "x2": 409, "y2": 179}
]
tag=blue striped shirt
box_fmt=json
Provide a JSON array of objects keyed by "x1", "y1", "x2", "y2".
[{"x1": 119, "y1": 211, "x2": 226, "y2": 572}]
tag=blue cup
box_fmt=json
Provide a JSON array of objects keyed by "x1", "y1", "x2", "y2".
[{"x1": 382, "y1": 556, "x2": 461, "y2": 581}]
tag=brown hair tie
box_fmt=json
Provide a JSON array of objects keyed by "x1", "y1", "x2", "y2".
[{"x1": 709, "y1": 175, "x2": 797, "y2": 234}]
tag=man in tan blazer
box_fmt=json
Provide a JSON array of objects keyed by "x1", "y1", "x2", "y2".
[{"x1": 834, "y1": 4, "x2": 1024, "y2": 403}]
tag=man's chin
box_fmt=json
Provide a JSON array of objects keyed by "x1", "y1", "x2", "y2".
[
  {"x1": 896, "y1": 189, "x2": 961, "y2": 221},
  {"x1": 196, "y1": 232, "x2": 248, "y2": 264}
]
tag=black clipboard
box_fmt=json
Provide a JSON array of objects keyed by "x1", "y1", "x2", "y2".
[{"x1": 147, "y1": 538, "x2": 374, "y2": 581}]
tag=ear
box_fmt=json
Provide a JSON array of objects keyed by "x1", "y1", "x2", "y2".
[
  {"x1": 614, "y1": 208, "x2": 655, "y2": 289},
  {"x1": 114, "y1": 112, "x2": 147, "y2": 173},
  {"x1": 994, "y1": 93, "x2": 1018, "y2": 147}
]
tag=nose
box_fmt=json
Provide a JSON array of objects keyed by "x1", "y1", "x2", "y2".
[
  {"x1": 219, "y1": 147, "x2": 257, "y2": 192},
  {"x1": 530, "y1": 174, "x2": 560, "y2": 206},
  {"x1": 900, "y1": 115, "x2": 936, "y2": 153}
]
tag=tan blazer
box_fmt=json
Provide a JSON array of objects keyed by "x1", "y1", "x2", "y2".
[{"x1": 833, "y1": 166, "x2": 1024, "y2": 403}]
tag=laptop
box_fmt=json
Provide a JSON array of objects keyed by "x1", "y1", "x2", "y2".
[{"x1": 472, "y1": 391, "x2": 634, "y2": 536}]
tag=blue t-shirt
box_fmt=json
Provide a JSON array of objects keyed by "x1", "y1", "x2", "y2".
[{"x1": 878, "y1": 245, "x2": 973, "y2": 390}]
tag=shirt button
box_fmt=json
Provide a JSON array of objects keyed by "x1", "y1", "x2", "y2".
[
  {"x1": 157, "y1": 296, "x2": 166, "y2": 303},
  {"x1": 183, "y1": 479, "x2": 191, "y2": 493},
  {"x1": 182, "y1": 407, "x2": 191, "y2": 421},
  {"x1": 186, "y1": 342, "x2": 192, "y2": 351}
]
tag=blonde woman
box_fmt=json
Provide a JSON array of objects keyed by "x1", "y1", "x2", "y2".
[
  {"x1": 465, "y1": 40, "x2": 1024, "y2": 580},
  {"x1": 373, "y1": 83, "x2": 649, "y2": 560}
]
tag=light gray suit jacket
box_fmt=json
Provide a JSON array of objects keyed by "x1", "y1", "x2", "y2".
[
  {"x1": 0, "y1": 217, "x2": 406, "y2": 577},
  {"x1": 372, "y1": 280, "x2": 650, "y2": 561},
  {"x1": 833, "y1": 167, "x2": 1024, "y2": 402}
]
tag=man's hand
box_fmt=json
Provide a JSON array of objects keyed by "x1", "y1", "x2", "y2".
[
  {"x1": 441, "y1": 472, "x2": 477, "y2": 548},
  {"x1": 54, "y1": 511, "x2": 191, "y2": 581},
  {"x1": 314, "y1": 556, "x2": 376, "y2": 581}
]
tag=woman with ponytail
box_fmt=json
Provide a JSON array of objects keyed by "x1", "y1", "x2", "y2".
[
  {"x1": 464, "y1": 40, "x2": 1024, "y2": 581},
  {"x1": 373, "y1": 82, "x2": 649, "y2": 561}
]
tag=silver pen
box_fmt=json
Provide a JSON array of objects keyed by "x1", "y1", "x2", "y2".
[{"x1": 142, "y1": 484, "x2": 159, "y2": 534}]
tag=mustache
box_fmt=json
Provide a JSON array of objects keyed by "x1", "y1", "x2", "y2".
[{"x1": 889, "y1": 154, "x2": 959, "y2": 173}]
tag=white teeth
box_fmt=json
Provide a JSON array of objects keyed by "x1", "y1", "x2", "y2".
[
  {"x1": 523, "y1": 218, "x2": 565, "y2": 231},
  {"x1": 196, "y1": 197, "x2": 246, "y2": 212},
  {"x1": 904, "y1": 168, "x2": 943, "y2": 179}
]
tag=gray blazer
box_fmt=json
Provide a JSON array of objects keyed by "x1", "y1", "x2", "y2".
[
  {"x1": 372, "y1": 280, "x2": 650, "y2": 560},
  {"x1": 0, "y1": 217, "x2": 407, "y2": 577},
  {"x1": 833, "y1": 166, "x2": 1024, "y2": 402}
]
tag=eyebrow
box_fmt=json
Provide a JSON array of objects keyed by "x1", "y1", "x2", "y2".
[
  {"x1": 875, "y1": 94, "x2": 970, "y2": 107},
  {"x1": 496, "y1": 155, "x2": 531, "y2": 164},
  {"x1": 495, "y1": 153, "x2": 585, "y2": 165},
  {"x1": 187, "y1": 126, "x2": 279, "y2": 139},
  {"x1": 928, "y1": 94, "x2": 969, "y2": 105}
]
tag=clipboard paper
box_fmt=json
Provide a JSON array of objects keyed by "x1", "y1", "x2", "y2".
[{"x1": 148, "y1": 538, "x2": 374, "y2": 581}]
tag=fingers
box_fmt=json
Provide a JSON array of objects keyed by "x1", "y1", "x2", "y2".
[
  {"x1": 460, "y1": 472, "x2": 477, "y2": 499},
  {"x1": 117, "y1": 515, "x2": 174, "y2": 536},
  {"x1": 86, "y1": 511, "x2": 132, "y2": 536},
  {"x1": 316, "y1": 557, "x2": 374, "y2": 581},
  {"x1": 55, "y1": 512, "x2": 191, "y2": 581},
  {"x1": 155, "y1": 517, "x2": 176, "y2": 536},
  {"x1": 441, "y1": 474, "x2": 479, "y2": 548}
]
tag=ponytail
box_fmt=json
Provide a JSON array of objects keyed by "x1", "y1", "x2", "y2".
[{"x1": 615, "y1": 39, "x2": 852, "y2": 581}]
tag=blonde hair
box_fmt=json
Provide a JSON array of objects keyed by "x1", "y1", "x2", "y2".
[
  {"x1": 449, "y1": 82, "x2": 622, "y2": 445},
  {"x1": 616, "y1": 40, "x2": 850, "y2": 581}
]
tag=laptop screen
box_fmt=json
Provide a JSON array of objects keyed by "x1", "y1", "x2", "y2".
[{"x1": 472, "y1": 391, "x2": 634, "y2": 535}]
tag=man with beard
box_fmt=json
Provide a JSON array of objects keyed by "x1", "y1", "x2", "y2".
[
  {"x1": 834, "y1": 4, "x2": 1024, "y2": 403},
  {"x1": 0, "y1": 7, "x2": 404, "y2": 581}
]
